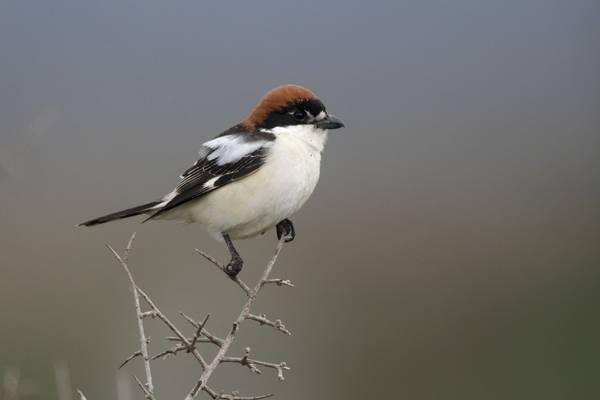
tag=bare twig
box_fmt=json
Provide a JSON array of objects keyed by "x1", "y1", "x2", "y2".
[
  {"x1": 194, "y1": 249, "x2": 252, "y2": 296},
  {"x1": 179, "y1": 312, "x2": 224, "y2": 347},
  {"x1": 134, "y1": 376, "x2": 157, "y2": 400},
  {"x1": 221, "y1": 348, "x2": 290, "y2": 380},
  {"x1": 189, "y1": 314, "x2": 210, "y2": 351},
  {"x1": 151, "y1": 343, "x2": 187, "y2": 361},
  {"x1": 140, "y1": 311, "x2": 158, "y2": 319},
  {"x1": 262, "y1": 279, "x2": 294, "y2": 288},
  {"x1": 108, "y1": 234, "x2": 292, "y2": 400},
  {"x1": 136, "y1": 287, "x2": 208, "y2": 369},
  {"x1": 123, "y1": 232, "x2": 137, "y2": 262},
  {"x1": 119, "y1": 351, "x2": 142, "y2": 369},
  {"x1": 149, "y1": 314, "x2": 211, "y2": 361},
  {"x1": 184, "y1": 238, "x2": 286, "y2": 400},
  {"x1": 246, "y1": 314, "x2": 291, "y2": 336},
  {"x1": 203, "y1": 386, "x2": 274, "y2": 400},
  {"x1": 166, "y1": 336, "x2": 219, "y2": 346},
  {"x1": 107, "y1": 234, "x2": 154, "y2": 395}
]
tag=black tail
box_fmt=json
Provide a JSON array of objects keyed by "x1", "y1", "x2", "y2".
[{"x1": 79, "y1": 201, "x2": 161, "y2": 227}]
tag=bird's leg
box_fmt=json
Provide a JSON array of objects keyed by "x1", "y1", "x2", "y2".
[
  {"x1": 276, "y1": 219, "x2": 295, "y2": 242},
  {"x1": 223, "y1": 233, "x2": 244, "y2": 277}
]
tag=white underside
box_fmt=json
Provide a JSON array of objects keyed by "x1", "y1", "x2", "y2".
[{"x1": 157, "y1": 125, "x2": 327, "y2": 240}]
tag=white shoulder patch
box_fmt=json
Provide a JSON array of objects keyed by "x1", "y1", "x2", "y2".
[{"x1": 204, "y1": 135, "x2": 269, "y2": 166}]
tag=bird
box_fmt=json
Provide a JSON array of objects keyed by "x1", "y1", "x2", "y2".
[{"x1": 80, "y1": 84, "x2": 344, "y2": 276}]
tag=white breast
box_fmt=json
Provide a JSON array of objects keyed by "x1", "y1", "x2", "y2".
[{"x1": 174, "y1": 125, "x2": 328, "y2": 240}]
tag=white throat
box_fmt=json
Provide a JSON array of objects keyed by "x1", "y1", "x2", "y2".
[{"x1": 264, "y1": 125, "x2": 328, "y2": 153}]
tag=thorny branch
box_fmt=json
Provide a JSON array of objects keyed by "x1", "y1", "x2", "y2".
[
  {"x1": 104, "y1": 233, "x2": 292, "y2": 400},
  {"x1": 107, "y1": 233, "x2": 155, "y2": 396},
  {"x1": 194, "y1": 249, "x2": 252, "y2": 296},
  {"x1": 246, "y1": 314, "x2": 291, "y2": 336},
  {"x1": 221, "y1": 348, "x2": 290, "y2": 380},
  {"x1": 183, "y1": 239, "x2": 286, "y2": 400},
  {"x1": 262, "y1": 279, "x2": 294, "y2": 288},
  {"x1": 135, "y1": 286, "x2": 209, "y2": 369},
  {"x1": 202, "y1": 386, "x2": 274, "y2": 400},
  {"x1": 180, "y1": 312, "x2": 224, "y2": 347},
  {"x1": 134, "y1": 375, "x2": 157, "y2": 400}
]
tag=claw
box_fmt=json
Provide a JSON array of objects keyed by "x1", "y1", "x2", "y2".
[
  {"x1": 225, "y1": 258, "x2": 243, "y2": 277},
  {"x1": 276, "y1": 219, "x2": 295, "y2": 243}
]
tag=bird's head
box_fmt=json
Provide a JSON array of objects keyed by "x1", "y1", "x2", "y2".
[{"x1": 242, "y1": 84, "x2": 344, "y2": 132}]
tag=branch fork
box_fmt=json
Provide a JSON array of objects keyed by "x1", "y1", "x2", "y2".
[{"x1": 106, "y1": 233, "x2": 291, "y2": 400}]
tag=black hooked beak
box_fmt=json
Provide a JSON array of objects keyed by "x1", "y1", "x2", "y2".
[{"x1": 315, "y1": 114, "x2": 345, "y2": 130}]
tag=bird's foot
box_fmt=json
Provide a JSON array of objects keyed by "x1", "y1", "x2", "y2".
[
  {"x1": 276, "y1": 219, "x2": 295, "y2": 243},
  {"x1": 225, "y1": 257, "x2": 243, "y2": 277}
]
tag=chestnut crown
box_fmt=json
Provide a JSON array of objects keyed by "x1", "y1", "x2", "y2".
[{"x1": 242, "y1": 84, "x2": 343, "y2": 131}]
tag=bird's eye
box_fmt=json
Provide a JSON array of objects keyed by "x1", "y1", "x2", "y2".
[{"x1": 292, "y1": 110, "x2": 306, "y2": 121}]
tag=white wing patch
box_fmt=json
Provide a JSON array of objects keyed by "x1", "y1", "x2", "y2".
[
  {"x1": 155, "y1": 190, "x2": 178, "y2": 208},
  {"x1": 205, "y1": 135, "x2": 269, "y2": 166},
  {"x1": 156, "y1": 174, "x2": 219, "y2": 208},
  {"x1": 147, "y1": 129, "x2": 276, "y2": 221},
  {"x1": 203, "y1": 176, "x2": 219, "y2": 189}
]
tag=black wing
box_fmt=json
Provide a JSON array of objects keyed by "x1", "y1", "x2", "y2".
[{"x1": 145, "y1": 128, "x2": 275, "y2": 220}]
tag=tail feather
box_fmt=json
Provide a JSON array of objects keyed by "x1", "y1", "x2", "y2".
[{"x1": 79, "y1": 201, "x2": 161, "y2": 226}]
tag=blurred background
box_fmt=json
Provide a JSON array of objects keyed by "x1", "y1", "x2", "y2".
[{"x1": 1, "y1": 0, "x2": 599, "y2": 399}]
